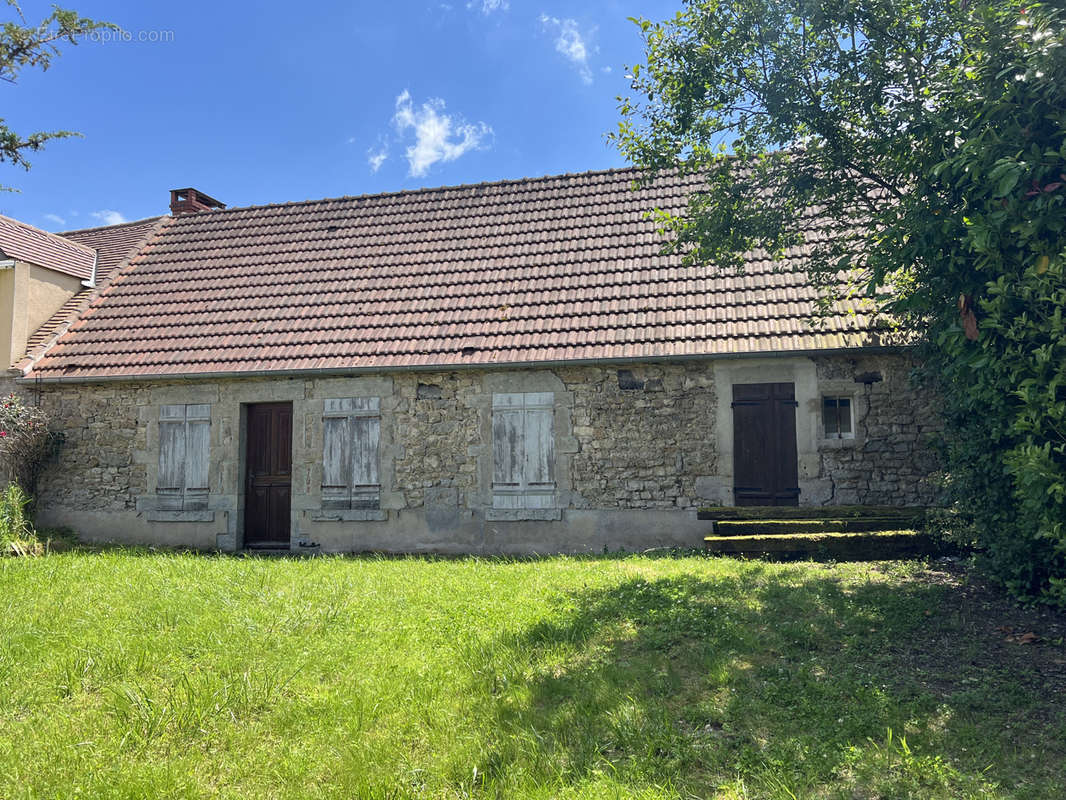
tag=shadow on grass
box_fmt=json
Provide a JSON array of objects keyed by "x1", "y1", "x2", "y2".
[{"x1": 463, "y1": 565, "x2": 1063, "y2": 797}]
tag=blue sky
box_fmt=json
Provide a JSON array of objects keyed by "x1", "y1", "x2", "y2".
[{"x1": 1, "y1": 0, "x2": 677, "y2": 231}]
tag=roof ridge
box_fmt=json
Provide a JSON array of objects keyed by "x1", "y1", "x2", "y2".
[
  {"x1": 168, "y1": 165, "x2": 648, "y2": 219},
  {"x1": 58, "y1": 215, "x2": 165, "y2": 236}
]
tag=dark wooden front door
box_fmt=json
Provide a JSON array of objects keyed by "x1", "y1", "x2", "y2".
[
  {"x1": 244, "y1": 402, "x2": 293, "y2": 548},
  {"x1": 732, "y1": 382, "x2": 800, "y2": 506}
]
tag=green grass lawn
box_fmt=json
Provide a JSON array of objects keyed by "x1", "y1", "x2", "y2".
[{"x1": 1, "y1": 551, "x2": 1064, "y2": 799}]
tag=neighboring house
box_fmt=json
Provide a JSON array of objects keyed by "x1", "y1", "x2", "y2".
[{"x1": 1, "y1": 170, "x2": 939, "y2": 553}]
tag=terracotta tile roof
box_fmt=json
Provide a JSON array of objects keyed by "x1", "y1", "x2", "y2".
[
  {"x1": 0, "y1": 214, "x2": 96, "y2": 281},
  {"x1": 24, "y1": 167, "x2": 890, "y2": 381},
  {"x1": 18, "y1": 217, "x2": 169, "y2": 367},
  {"x1": 60, "y1": 216, "x2": 165, "y2": 284}
]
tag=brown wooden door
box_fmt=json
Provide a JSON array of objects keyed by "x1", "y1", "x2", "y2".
[
  {"x1": 732, "y1": 382, "x2": 800, "y2": 506},
  {"x1": 244, "y1": 402, "x2": 293, "y2": 548}
]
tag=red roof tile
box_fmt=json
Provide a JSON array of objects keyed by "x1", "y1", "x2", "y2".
[
  {"x1": 60, "y1": 216, "x2": 165, "y2": 284},
  {"x1": 24, "y1": 168, "x2": 890, "y2": 381},
  {"x1": 18, "y1": 217, "x2": 169, "y2": 366}
]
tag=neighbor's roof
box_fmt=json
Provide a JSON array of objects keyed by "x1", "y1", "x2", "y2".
[
  {"x1": 0, "y1": 214, "x2": 96, "y2": 281},
  {"x1": 23, "y1": 167, "x2": 888, "y2": 381},
  {"x1": 20, "y1": 217, "x2": 168, "y2": 363},
  {"x1": 61, "y1": 216, "x2": 166, "y2": 281}
]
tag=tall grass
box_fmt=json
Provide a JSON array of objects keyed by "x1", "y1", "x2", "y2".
[{"x1": 0, "y1": 482, "x2": 40, "y2": 556}]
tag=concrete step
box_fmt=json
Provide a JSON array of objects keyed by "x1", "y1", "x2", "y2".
[
  {"x1": 241, "y1": 545, "x2": 322, "y2": 557},
  {"x1": 703, "y1": 530, "x2": 939, "y2": 560},
  {"x1": 696, "y1": 505, "x2": 924, "y2": 521},
  {"x1": 713, "y1": 517, "x2": 912, "y2": 536}
]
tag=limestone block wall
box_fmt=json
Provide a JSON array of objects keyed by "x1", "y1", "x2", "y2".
[
  {"x1": 27, "y1": 352, "x2": 940, "y2": 552},
  {"x1": 35, "y1": 381, "x2": 149, "y2": 512},
  {"x1": 813, "y1": 354, "x2": 942, "y2": 506},
  {"x1": 560, "y1": 364, "x2": 717, "y2": 510},
  {"x1": 392, "y1": 373, "x2": 481, "y2": 509}
]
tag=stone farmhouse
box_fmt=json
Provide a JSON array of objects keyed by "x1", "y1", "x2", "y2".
[{"x1": 0, "y1": 169, "x2": 939, "y2": 553}]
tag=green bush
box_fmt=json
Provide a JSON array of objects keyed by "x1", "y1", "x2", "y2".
[
  {"x1": 921, "y1": 6, "x2": 1066, "y2": 605},
  {"x1": 0, "y1": 391, "x2": 60, "y2": 498}
]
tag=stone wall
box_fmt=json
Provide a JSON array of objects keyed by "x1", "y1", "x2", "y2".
[
  {"x1": 36, "y1": 382, "x2": 149, "y2": 512},
  {"x1": 813, "y1": 354, "x2": 942, "y2": 506},
  {"x1": 27, "y1": 352, "x2": 940, "y2": 552},
  {"x1": 560, "y1": 364, "x2": 717, "y2": 510},
  {"x1": 392, "y1": 373, "x2": 481, "y2": 509}
]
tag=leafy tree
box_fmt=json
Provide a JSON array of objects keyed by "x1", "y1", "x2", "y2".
[
  {"x1": 1, "y1": 1, "x2": 112, "y2": 186},
  {"x1": 614, "y1": 0, "x2": 1066, "y2": 604}
]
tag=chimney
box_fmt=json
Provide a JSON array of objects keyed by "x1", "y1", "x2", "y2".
[{"x1": 170, "y1": 187, "x2": 226, "y2": 216}]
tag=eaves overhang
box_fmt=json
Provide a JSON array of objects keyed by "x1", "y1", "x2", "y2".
[{"x1": 14, "y1": 344, "x2": 910, "y2": 386}]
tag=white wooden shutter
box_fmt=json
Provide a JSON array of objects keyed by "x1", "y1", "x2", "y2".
[
  {"x1": 522, "y1": 394, "x2": 556, "y2": 508},
  {"x1": 322, "y1": 398, "x2": 381, "y2": 510},
  {"x1": 492, "y1": 392, "x2": 556, "y2": 509},
  {"x1": 491, "y1": 393, "x2": 523, "y2": 508},
  {"x1": 183, "y1": 405, "x2": 211, "y2": 510},
  {"x1": 157, "y1": 405, "x2": 186, "y2": 510},
  {"x1": 322, "y1": 400, "x2": 352, "y2": 510},
  {"x1": 350, "y1": 398, "x2": 381, "y2": 508},
  {"x1": 158, "y1": 404, "x2": 211, "y2": 510}
]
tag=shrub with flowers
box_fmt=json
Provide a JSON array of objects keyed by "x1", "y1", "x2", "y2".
[{"x1": 0, "y1": 392, "x2": 60, "y2": 498}]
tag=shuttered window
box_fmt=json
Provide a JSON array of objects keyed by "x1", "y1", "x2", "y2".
[
  {"x1": 322, "y1": 398, "x2": 381, "y2": 510},
  {"x1": 492, "y1": 392, "x2": 556, "y2": 509},
  {"x1": 157, "y1": 404, "x2": 210, "y2": 510}
]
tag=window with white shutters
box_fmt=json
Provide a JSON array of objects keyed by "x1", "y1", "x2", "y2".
[
  {"x1": 322, "y1": 398, "x2": 381, "y2": 510},
  {"x1": 157, "y1": 404, "x2": 210, "y2": 510},
  {"x1": 491, "y1": 392, "x2": 556, "y2": 509}
]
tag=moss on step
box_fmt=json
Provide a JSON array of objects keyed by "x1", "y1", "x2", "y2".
[
  {"x1": 696, "y1": 505, "x2": 926, "y2": 521},
  {"x1": 714, "y1": 518, "x2": 916, "y2": 535},
  {"x1": 702, "y1": 530, "x2": 939, "y2": 561}
]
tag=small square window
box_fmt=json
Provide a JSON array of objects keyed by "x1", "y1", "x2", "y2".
[{"x1": 823, "y1": 396, "x2": 854, "y2": 439}]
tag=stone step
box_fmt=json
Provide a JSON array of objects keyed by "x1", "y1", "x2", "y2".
[
  {"x1": 713, "y1": 517, "x2": 911, "y2": 536},
  {"x1": 241, "y1": 546, "x2": 321, "y2": 557},
  {"x1": 703, "y1": 530, "x2": 938, "y2": 560},
  {"x1": 696, "y1": 505, "x2": 924, "y2": 521}
]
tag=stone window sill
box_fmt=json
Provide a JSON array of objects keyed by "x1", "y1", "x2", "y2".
[
  {"x1": 485, "y1": 508, "x2": 561, "y2": 521},
  {"x1": 310, "y1": 510, "x2": 387, "y2": 522},
  {"x1": 146, "y1": 510, "x2": 215, "y2": 523},
  {"x1": 819, "y1": 437, "x2": 860, "y2": 450}
]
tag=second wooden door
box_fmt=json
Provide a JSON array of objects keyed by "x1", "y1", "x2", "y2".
[{"x1": 732, "y1": 382, "x2": 800, "y2": 506}]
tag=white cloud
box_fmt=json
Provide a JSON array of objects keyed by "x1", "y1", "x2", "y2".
[
  {"x1": 392, "y1": 90, "x2": 492, "y2": 177},
  {"x1": 43, "y1": 213, "x2": 66, "y2": 227},
  {"x1": 91, "y1": 209, "x2": 127, "y2": 225},
  {"x1": 467, "y1": 0, "x2": 507, "y2": 12},
  {"x1": 540, "y1": 15, "x2": 595, "y2": 85},
  {"x1": 367, "y1": 147, "x2": 388, "y2": 173}
]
